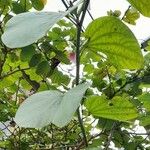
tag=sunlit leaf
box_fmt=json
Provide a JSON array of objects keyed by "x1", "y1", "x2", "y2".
[
  {"x1": 85, "y1": 95, "x2": 138, "y2": 122},
  {"x1": 84, "y1": 16, "x2": 144, "y2": 69},
  {"x1": 127, "y1": 0, "x2": 150, "y2": 17}
]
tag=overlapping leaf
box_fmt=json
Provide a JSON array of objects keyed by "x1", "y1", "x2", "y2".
[{"x1": 14, "y1": 83, "x2": 89, "y2": 128}]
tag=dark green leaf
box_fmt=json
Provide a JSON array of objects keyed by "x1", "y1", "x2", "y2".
[
  {"x1": 29, "y1": 53, "x2": 42, "y2": 67},
  {"x1": 20, "y1": 45, "x2": 36, "y2": 62},
  {"x1": 36, "y1": 61, "x2": 51, "y2": 77}
]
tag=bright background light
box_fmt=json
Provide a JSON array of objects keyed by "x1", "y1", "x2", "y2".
[{"x1": 44, "y1": 0, "x2": 150, "y2": 43}]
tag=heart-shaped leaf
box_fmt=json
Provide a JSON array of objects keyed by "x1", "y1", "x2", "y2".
[
  {"x1": 14, "y1": 83, "x2": 89, "y2": 128},
  {"x1": 85, "y1": 96, "x2": 138, "y2": 122},
  {"x1": 84, "y1": 16, "x2": 144, "y2": 69}
]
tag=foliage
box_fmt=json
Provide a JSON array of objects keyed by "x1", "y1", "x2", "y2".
[{"x1": 0, "y1": 0, "x2": 150, "y2": 149}]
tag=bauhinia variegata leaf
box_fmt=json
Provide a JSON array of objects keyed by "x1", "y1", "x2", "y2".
[
  {"x1": 14, "y1": 83, "x2": 89, "y2": 128},
  {"x1": 1, "y1": 0, "x2": 83, "y2": 48}
]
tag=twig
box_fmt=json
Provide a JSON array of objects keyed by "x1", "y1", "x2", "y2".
[
  {"x1": 104, "y1": 122, "x2": 116, "y2": 150},
  {"x1": 75, "y1": 0, "x2": 90, "y2": 147}
]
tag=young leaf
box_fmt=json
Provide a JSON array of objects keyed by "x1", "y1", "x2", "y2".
[
  {"x1": 14, "y1": 83, "x2": 89, "y2": 128},
  {"x1": 127, "y1": 0, "x2": 150, "y2": 17},
  {"x1": 84, "y1": 16, "x2": 144, "y2": 69},
  {"x1": 123, "y1": 7, "x2": 140, "y2": 25},
  {"x1": 1, "y1": 0, "x2": 83, "y2": 48},
  {"x1": 85, "y1": 96, "x2": 138, "y2": 122}
]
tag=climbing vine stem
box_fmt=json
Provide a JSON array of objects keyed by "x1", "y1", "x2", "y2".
[{"x1": 75, "y1": 0, "x2": 90, "y2": 147}]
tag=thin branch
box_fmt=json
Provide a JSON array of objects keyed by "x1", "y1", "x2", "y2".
[
  {"x1": 75, "y1": 0, "x2": 90, "y2": 147},
  {"x1": 104, "y1": 122, "x2": 116, "y2": 150},
  {"x1": 0, "y1": 67, "x2": 30, "y2": 79},
  {"x1": 61, "y1": 0, "x2": 69, "y2": 9}
]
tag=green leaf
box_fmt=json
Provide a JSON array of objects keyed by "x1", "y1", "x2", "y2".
[
  {"x1": 50, "y1": 69, "x2": 70, "y2": 86},
  {"x1": 139, "y1": 113, "x2": 150, "y2": 126},
  {"x1": 12, "y1": 2, "x2": 24, "y2": 14},
  {"x1": 127, "y1": 0, "x2": 150, "y2": 17},
  {"x1": 29, "y1": 53, "x2": 42, "y2": 67},
  {"x1": 20, "y1": 45, "x2": 36, "y2": 62},
  {"x1": 145, "y1": 45, "x2": 150, "y2": 51},
  {"x1": 30, "y1": 0, "x2": 44, "y2": 10},
  {"x1": 123, "y1": 7, "x2": 140, "y2": 25},
  {"x1": 36, "y1": 60, "x2": 51, "y2": 77},
  {"x1": 86, "y1": 148, "x2": 101, "y2": 150},
  {"x1": 1, "y1": 0, "x2": 83, "y2": 48},
  {"x1": 138, "y1": 93, "x2": 150, "y2": 111},
  {"x1": 85, "y1": 96, "x2": 138, "y2": 122},
  {"x1": 84, "y1": 16, "x2": 144, "y2": 69},
  {"x1": 14, "y1": 83, "x2": 89, "y2": 128}
]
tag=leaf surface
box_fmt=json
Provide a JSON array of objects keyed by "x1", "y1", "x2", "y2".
[
  {"x1": 84, "y1": 16, "x2": 144, "y2": 69},
  {"x1": 127, "y1": 0, "x2": 150, "y2": 17},
  {"x1": 15, "y1": 83, "x2": 89, "y2": 128},
  {"x1": 85, "y1": 96, "x2": 138, "y2": 122},
  {"x1": 2, "y1": 0, "x2": 83, "y2": 48}
]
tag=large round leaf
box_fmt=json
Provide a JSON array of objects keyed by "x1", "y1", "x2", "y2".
[
  {"x1": 127, "y1": 0, "x2": 150, "y2": 17},
  {"x1": 84, "y1": 16, "x2": 144, "y2": 69},
  {"x1": 85, "y1": 96, "x2": 138, "y2": 122},
  {"x1": 14, "y1": 83, "x2": 89, "y2": 128}
]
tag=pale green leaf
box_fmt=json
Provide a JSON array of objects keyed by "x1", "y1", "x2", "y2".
[
  {"x1": 14, "y1": 83, "x2": 89, "y2": 128},
  {"x1": 84, "y1": 16, "x2": 144, "y2": 69},
  {"x1": 85, "y1": 96, "x2": 138, "y2": 122},
  {"x1": 127, "y1": 0, "x2": 150, "y2": 17},
  {"x1": 1, "y1": 0, "x2": 83, "y2": 48}
]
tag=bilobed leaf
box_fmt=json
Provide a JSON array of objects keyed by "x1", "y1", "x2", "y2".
[
  {"x1": 127, "y1": 0, "x2": 150, "y2": 17},
  {"x1": 14, "y1": 83, "x2": 89, "y2": 128},
  {"x1": 85, "y1": 96, "x2": 138, "y2": 122},
  {"x1": 1, "y1": 0, "x2": 83, "y2": 48},
  {"x1": 84, "y1": 16, "x2": 144, "y2": 69}
]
